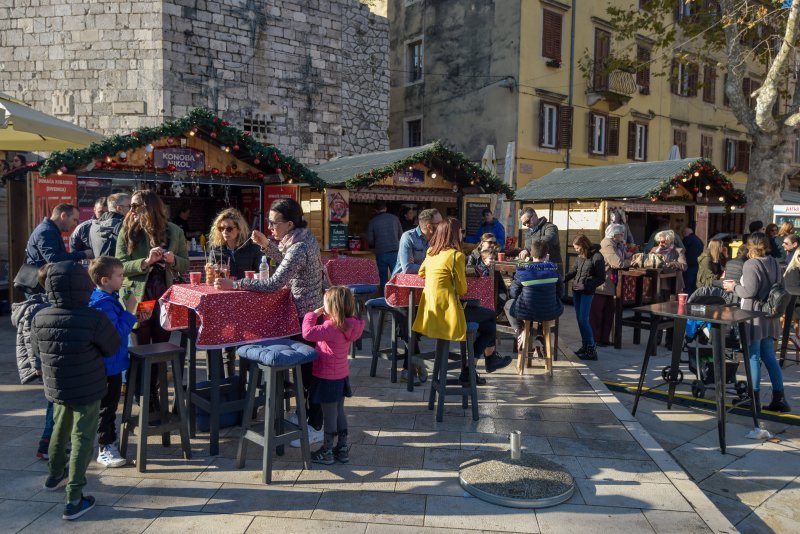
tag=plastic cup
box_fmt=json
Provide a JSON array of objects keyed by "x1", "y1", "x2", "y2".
[
  {"x1": 497, "y1": 252, "x2": 506, "y2": 262},
  {"x1": 189, "y1": 272, "x2": 201, "y2": 285},
  {"x1": 677, "y1": 293, "x2": 688, "y2": 307},
  {"x1": 245, "y1": 271, "x2": 256, "y2": 279}
]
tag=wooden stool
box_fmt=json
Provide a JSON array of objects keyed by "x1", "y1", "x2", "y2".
[
  {"x1": 517, "y1": 320, "x2": 554, "y2": 376},
  {"x1": 428, "y1": 323, "x2": 479, "y2": 422},
  {"x1": 120, "y1": 342, "x2": 191, "y2": 472},
  {"x1": 236, "y1": 341, "x2": 317, "y2": 484},
  {"x1": 366, "y1": 297, "x2": 407, "y2": 383}
]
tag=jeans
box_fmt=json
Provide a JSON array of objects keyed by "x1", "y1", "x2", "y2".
[
  {"x1": 573, "y1": 292, "x2": 595, "y2": 347},
  {"x1": 42, "y1": 401, "x2": 55, "y2": 440},
  {"x1": 97, "y1": 374, "x2": 123, "y2": 446},
  {"x1": 49, "y1": 400, "x2": 101, "y2": 503},
  {"x1": 749, "y1": 337, "x2": 784, "y2": 392},
  {"x1": 376, "y1": 251, "x2": 398, "y2": 290}
]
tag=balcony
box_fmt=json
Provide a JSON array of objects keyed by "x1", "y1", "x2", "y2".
[{"x1": 587, "y1": 61, "x2": 637, "y2": 110}]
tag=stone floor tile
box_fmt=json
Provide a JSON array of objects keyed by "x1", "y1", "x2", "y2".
[
  {"x1": 294, "y1": 463, "x2": 398, "y2": 492},
  {"x1": 575, "y1": 457, "x2": 670, "y2": 484},
  {"x1": 699, "y1": 472, "x2": 777, "y2": 507},
  {"x1": 757, "y1": 477, "x2": 800, "y2": 521},
  {"x1": 460, "y1": 431, "x2": 552, "y2": 455},
  {"x1": 537, "y1": 407, "x2": 620, "y2": 424},
  {"x1": 489, "y1": 404, "x2": 544, "y2": 420},
  {"x1": 312, "y1": 489, "x2": 426, "y2": 526},
  {"x1": 144, "y1": 510, "x2": 255, "y2": 533},
  {"x1": 0, "y1": 426, "x2": 44, "y2": 448},
  {"x1": 30, "y1": 474, "x2": 139, "y2": 506},
  {"x1": 98, "y1": 456, "x2": 214, "y2": 481},
  {"x1": 247, "y1": 516, "x2": 367, "y2": 533},
  {"x1": 669, "y1": 442, "x2": 738, "y2": 483},
  {"x1": 575, "y1": 479, "x2": 693, "y2": 511},
  {"x1": 348, "y1": 444, "x2": 424, "y2": 469},
  {"x1": 0, "y1": 444, "x2": 39, "y2": 470},
  {"x1": 702, "y1": 490, "x2": 753, "y2": 525},
  {"x1": 720, "y1": 443, "x2": 800, "y2": 485},
  {"x1": 423, "y1": 448, "x2": 486, "y2": 470},
  {"x1": 346, "y1": 412, "x2": 416, "y2": 430},
  {"x1": 0, "y1": 499, "x2": 55, "y2": 532},
  {"x1": 571, "y1": 423, "x2": 635, "y2": 441},
  {"x1": 196, "y1": 456, "x2": 301, "y2": 485},
  {"x1": 394, "y1": 469, "x2": 464, "y2": 497},
  {"x1": 203, "y1": 483, "x2": 321, "y2": 518},
  {"x1": 413, "y1": 414, "x2": 496, "y2": 434},
  {"x1": 735, "y1": 507, "x2": 797, "y2": 534},
  {"x1": 115, "y1": 478, "x2": 221, "y2": 512},
  {"x1": 548, "y1": 437, "x2": 650, "y2": 460},
  {"x1": 19, "y1": 504, "x2": 161, "y2": 533},
  {"x1": 0, "y1": 469, "x2": 52, "y2": 500},
  {"x1": 352, "y1": 387, "x2": 428, "y2": 403},
  {"x1": 690, "y1": 424, "x2": 767, "y2": 458},
  {"x1": 375, "y1": 430, "x2": 461, "y2": 449},
  {"x1": 493, "y1": 418, "x2": 577, "y2": 438},
  {"x1": 365, "y1": 524, "x2": 477, "y2": 533},
  {"x1": 423, "y1": 495, "x2": 539, "y2": 533},
  {"x1": 535, "y1": 504, "x2": 653, "y2": 534},
  {"x1": 642, "y1": 510, "x2": 712, "y2": 533}
]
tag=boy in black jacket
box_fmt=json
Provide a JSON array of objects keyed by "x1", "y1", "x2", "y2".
[{"x1": 30, "y1": 261, "x2": 120, "y2": 520}]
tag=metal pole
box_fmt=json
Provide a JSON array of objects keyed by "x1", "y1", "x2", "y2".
[
  {"x1": 565, "y1": 0, "x2": 577, "y2": 169},
  {"x1": 510, "y1": 430, "x2": 521, "y2": 459}
]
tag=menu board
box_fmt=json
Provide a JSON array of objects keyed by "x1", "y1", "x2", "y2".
[
  {"x1": 329, "y1": 223, "x2": 348, "y2": 249},
  {"x1": 465, "y1": 199, "x2": 491, "y2": 238}
]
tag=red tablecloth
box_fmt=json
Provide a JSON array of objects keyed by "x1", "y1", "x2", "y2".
[
  {"x1": 159, "y1": 284, "x2": 301, "y2": 349},
  {"x1": 385, "y1": 273, "x2": 494, "y2": 310},
  {"x1": 324, "y1": 256, "x2": 380, "y2": 286}
]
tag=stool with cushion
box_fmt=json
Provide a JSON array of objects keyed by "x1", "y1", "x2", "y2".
[
  {"x1": 120, "y1": 342, "x2": 191, "y2": 472},
  {"x1": 428, "y1": 322, "x2": 480, "y2": 422},
  {"x1": 365, "y1": 298, "x2": 407, "y2": 383},
  {"x1": 348, "y1": 284, "x2": 378, "y2": 358},
  {"x1": 236, "y1": 339, "x2": 317, "y2": 484}
]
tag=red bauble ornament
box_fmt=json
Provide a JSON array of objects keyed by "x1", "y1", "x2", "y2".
[
  {"x1": 287, "y1": 165, "x2": 291, "y2": 172},
  {"x1": 253, "y1": 158, "x2": 260, "y2": 165},
  {"x1": 211, "y1": 167, "x2": 220, "y2": 175},
  {"x1": 692, "y1": 187, "x2": 699, "y2": 193},
  {"x1": 167, "y1": 164, "x2": 177, "y2": 172},
  {"x1": 95, "y1": 161, "x2": 104, "y2": 169},
  {"x1": 221, "y1": 120, "x2": 228, "y2": 126},
  {"x1": 233, "y1": 144, "x2": 240, "y2": 151},
  {"x1": 59, "y1": 166, "x2": 68, "y2": 173},
  {"x1": 257, "y1": 172, "x2": 265, "y2": 180},
  {"x1": 167, "y1": 138, "x2": 175, "y2": 145},
  {"x1": 276, "y1": 168, "x2": 282, "y2": 174},
  {"x1": 273, "y1": 153, "x2": 280, "y2": 161},
  {"x1": 243, "y1": 131, "x2": 251, "y2": 137},
  {"x1": 210, "y1": 132, "x2": 217, "y2": 139},
  {"x1": 212, "y1": 117, "x2": 218, "y2": 123},
  {"x1": 110, "y1": 161, "x2": 118, "y2": 168},
  {"x1": 131, "y1": 131, "x2": 138, "y2": 138}
]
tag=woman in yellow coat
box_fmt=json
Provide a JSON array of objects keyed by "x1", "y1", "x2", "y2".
[{"x1": 413, "y1": 218, "x2": 512, "y2": 384}]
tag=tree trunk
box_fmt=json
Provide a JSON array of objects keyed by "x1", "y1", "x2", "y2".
[{"x1": 744, "y1": 131, "x2": 792, "y2": 225}]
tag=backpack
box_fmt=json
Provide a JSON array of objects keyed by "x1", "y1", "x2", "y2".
[{"x1": 752, "y1": 259, "x2": 791, "y2": 318}]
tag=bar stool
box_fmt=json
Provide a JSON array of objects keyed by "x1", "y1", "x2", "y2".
[
  {"x1": 348, "y1": 284, "x2": 378, "y2": 358},
  {"x1": 517, "y1": 320, "x2": 556, "y2": 376},
  {"x1": 366, "y1": 297, "x2": 407, "y2": 382},
  {"x1": 120, "y1": 342, "x2": 191, "y2": 472},
  {"x1": 428, "y1": 322, "x2": 479, "y2": 422},
  {"x1": 236, "y1": 340, "x2": 318, "y2": 484}
]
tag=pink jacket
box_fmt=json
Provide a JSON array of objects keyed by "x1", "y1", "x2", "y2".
[{"x1": 302, "y1": 312, "x2": 365, "y2": 380}]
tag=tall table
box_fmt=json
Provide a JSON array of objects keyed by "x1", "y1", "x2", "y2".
[
  {"x1": 160, "y1": 284, "x2": 301, "y2": 455},
  {"x1": 631, "y1": 301, "x2": 762, "y2": 454}
]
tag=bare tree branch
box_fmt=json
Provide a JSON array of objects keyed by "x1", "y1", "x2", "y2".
[{"x1": 720, "y1": 0, "x2": 758, "y2": 132}]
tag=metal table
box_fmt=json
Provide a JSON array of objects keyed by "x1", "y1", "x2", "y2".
[{"x1": 631, "y1": 301, "x2": 763, "y2": 454}]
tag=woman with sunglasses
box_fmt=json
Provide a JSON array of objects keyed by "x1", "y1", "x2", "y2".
[
  {"x1": 467, "y1": 233, "x2": 498, "y2": 273},
  {"x1": 207, "y1": 208, "x2": 262, "y2": 280}
]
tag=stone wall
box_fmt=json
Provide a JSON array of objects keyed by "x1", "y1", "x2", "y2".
[{"x1": 0, "y1": 0, "x2": 388, "y2": 164}]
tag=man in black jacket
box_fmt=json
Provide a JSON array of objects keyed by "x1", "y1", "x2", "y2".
[
  {"x1": 26, "y1": 204, "x2": 94, "y2": 267},
  {"x1": 519, "y1": 208, "x2": 562, "y2": 270},
  {"x1": 30, "y1": 261, "x2": 120, "y2": 520}
]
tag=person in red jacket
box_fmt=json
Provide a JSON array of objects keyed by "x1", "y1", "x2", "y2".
[{"x1": 302, "y1": 286, "x2": 365, "y2": 465}]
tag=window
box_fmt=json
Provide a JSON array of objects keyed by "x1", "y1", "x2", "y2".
[
  {"x1": 405, "y1": 119, "x2": 422, "y2": 147},
  {"x1": 593, "y1": 28, "x2": 612, "y2": 89},
  {"x1": 723, "y1": 73, "x2": 729, "y2": 106},
  {"x1": 701, "y1": 134, "x2": 714, "y2": 160},
  {"x1": 724, "y1": 138, "x2": 750, "y2": 173},
  {"x1": 242, "y1": 112, "x2": 271, "y2": 143},
  {"x1": 671, "y1": 60, "x2": 698, "y2": 97},
  {"x1": 588, "y1": 113, "x2": 619, "y2": 156},
  {"x1": 636, "y1": 45, "x2": 651, "y2": 93},
  {"x1": 538, "y1": 101, "x2": 573, "y2": 149},
  {"x1": 743, "y1": 78, "x2": 760, "y2": 109},
  {"x1": 627, "y1": 122, "x2": 648, "y2": 161},
  {"x1": 794, "y1": 139, "x2": 800, "y2": 164},
  {"x1": 674, "y1": 0, "x2": 696, "y2": 20},
  {"x1": 673, "y1": 129, "x2": 687, "y2": 158},
  {"x1": 407, "y1": 40, "x2": 423, "y2": 83},
  {"x1": 542, "y1": 9, "x2": 563, "y2": 60},
  {"x1": 702, "y1": 65, "x2": 716, "y2": 104}
]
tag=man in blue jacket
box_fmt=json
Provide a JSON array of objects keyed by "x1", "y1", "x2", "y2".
[
  {"x1": 26, "y1": 204, "x2": 94, "y2": 267},
  {"x1": 465, "y1": 208, "x2": 506, "y2": 249}
]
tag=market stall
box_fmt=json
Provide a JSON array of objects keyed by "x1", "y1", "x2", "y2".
[
  {"x1": 7, "y1": 108, "x2": 321, "y2": 301},
  {"x1": 310, "y1": 142, "x2": 514, "y2": 252}
]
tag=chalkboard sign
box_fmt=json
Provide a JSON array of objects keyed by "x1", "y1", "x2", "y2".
[
  {"x1": 329, "y1": 222, "x2": 348, "y2": 249},
  {"x1": 465, "y1": 200, "x2": 491, "y2": 238}
]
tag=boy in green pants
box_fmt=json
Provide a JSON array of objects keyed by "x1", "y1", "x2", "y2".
[{"x1": 30, "y1": 261, "x2": 120, "y2": 520}]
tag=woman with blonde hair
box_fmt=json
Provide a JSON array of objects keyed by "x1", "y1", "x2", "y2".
[
  {"x1": 696, "y1": 238, "x2": 728, "y2": 288},
  {"x1": 778, "y1": 221, "x2": 795, "y2": 237},
  {"x1": 724, "y1": 233, "x2": 790, "y2": 412},
  {"x1": 649, "y1": 229, "x2": 688, "y2": 291},
  {"x1": 207, "y1": 208, "x2": 262, "y2": 279}
]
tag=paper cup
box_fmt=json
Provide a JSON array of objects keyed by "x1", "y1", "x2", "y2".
[
  {"x1": 189, "y1": 272, "x2": 202, "y2": 285},
  {"x1": 497, "y1": 252, "x2": 506, "y2": 262},
  {"x1": 245, "y1": 271, "x2": 256, "y2": 279},
  {"x1": 677, "y1": 293, "x2": 688, "y2": 307}
]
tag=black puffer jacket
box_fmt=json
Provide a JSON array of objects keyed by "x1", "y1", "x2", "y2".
[
  {"x1": 11, "y1": 293, "x2": 50, "y2": 384},
  {"x1": 564, "y1": 245, "x2": 606, "y2": 295},
  {"x1": 30, "y1": 261, "x2": 120, "y2": 405}
]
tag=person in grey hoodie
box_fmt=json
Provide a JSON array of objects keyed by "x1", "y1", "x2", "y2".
[{"x1": 89, "y1": 193, "x2": 131, "y2": 257}]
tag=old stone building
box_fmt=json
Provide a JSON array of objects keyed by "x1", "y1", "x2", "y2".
[{"x1": 0, "y1": 0, "x2": 389, "y2": 164}]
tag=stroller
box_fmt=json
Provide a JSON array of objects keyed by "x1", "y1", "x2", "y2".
[{"x1": 664, "y1": 286, "x2": 749, "y2": 400}]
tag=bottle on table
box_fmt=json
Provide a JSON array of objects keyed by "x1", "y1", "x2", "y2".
[{"x1": 259, "y1": 255, "x2": 270, "y2": 280}]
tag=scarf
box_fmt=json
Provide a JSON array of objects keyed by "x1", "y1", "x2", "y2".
[
  {"x1": 654, "y1": 244, "x2": 675, "y2": 256},
  {"x1": 279, "y1": 227, "x2": 310, "y2": 254}
]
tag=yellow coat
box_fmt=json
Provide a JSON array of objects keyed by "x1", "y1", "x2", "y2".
[{"x1": 412, "y1": 248, "x2": 467, "y2": 341}]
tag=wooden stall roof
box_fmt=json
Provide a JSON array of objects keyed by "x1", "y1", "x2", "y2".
[
  {"x1": 515, "y1": 158, "x2": 746, "y2": 206},
  {"x1": 311, "y1": 141, "x2": 514, "y2": 198}
]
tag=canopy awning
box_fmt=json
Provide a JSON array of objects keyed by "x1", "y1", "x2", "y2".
[{"x1": 0, "y1": 93, "x2": 104, "y2": 151}]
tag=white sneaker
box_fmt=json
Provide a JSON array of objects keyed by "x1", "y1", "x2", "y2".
[
  {"x1": 286, "y1": 411, "x2": 299, "y2": 425},
  {"x1": 290, "y1": 426, "x2": 324, "y2": 448},
  {"x1": 97, "y1": 443, "x2": 127, "y2": 468}
]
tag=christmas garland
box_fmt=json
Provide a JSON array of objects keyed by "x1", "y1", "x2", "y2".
[
  {"x1": 39, "y1": 108, "x2": 327, "y2": 190},
  {"x1": 343, "y1": 141, "x2": 515, "y2": 199},
  {"x1": 645, "y1": 158, "x2": 746, "y2": 207}
]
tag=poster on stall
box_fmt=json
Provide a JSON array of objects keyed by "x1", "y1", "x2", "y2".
[
  {"x1": 329, "y1": 223, "x2": 348, "y2": 249},
  {"x1": 31, "y1": 173, "x2": 78, "y2": 250},
  {"x1": 327, "y1": 190, "x2": 349, "y2": 250},
  {"x1": 76, "y1": 177, "x2": 113, "y2": 222},
  {"x1": 263, "y1": 185, "x2": 299, "y2": 234}
]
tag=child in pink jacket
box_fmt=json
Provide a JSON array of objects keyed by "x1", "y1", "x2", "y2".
[{"x1": 302, "y1": 285, "x2": 365, "y2": 465}]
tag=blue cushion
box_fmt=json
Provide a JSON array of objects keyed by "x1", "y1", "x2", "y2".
[
  {"x1": 365, "y1": 298, "x2": 407, "y2": 315},
  {"x1": 237, "y1": 339, "x2": 317, "y2": 367},
  {"x1": 467, "y1": 322, "x2": 479, "y2": 332},
  {"x1": 348, "y1": 284, "x2": 378, "y2": 295}
]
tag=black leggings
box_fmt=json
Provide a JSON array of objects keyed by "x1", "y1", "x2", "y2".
[{"x1": 321, "y1": 398, "x2": 347, "y2": 449}]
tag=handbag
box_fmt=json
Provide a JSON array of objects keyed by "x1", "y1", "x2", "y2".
[{"x1": 13, "y1": 263, "x2": 42, "y2": 292}]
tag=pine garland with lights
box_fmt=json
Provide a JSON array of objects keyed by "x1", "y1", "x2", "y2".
[
  {"x1": 645, "y1": 158, "x2": 746, "y2": 208},
  {"x1": 39, "y1": 108, "x2": 327, "y2": 190},
  {"x1": 343, "y1": 141, "x2": 515, "y2": 199}
]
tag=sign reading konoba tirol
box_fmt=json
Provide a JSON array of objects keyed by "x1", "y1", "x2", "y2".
[{"x1": 153, "y1": 148, "x2": 205, "y2": 171}]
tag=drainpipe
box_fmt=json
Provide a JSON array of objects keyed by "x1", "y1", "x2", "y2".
[{"x1": 565, "y1": 0, "x2": 577, "y2": 169}]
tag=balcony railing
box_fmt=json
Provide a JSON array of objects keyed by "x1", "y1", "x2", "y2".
[{"x1": 588, "y1": 61, "x2": 637, "y2": 98}]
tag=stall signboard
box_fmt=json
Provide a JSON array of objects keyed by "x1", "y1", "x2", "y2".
[
  {"x1": 465, "y1": 199, "x2": 492, "y2": 237},
  {"x1": 153, "y1": 148, "x2": 205, "y2": 171},
  {"x1": 327, "y1": 190, "x2": 349, "y2": 250},
  {"x1": 330, "y1": 223, "x2": 348, "y2": 249},
  {"x1": 393, "y1": 169, "x2": 424, "y2": 186},
  {"x1": 773, "y1": 205, "x2": 800, "y2": 228},
  {"x1": 31, "y1": 173, "x2": 78, "y2": 250},
  {"x1": 76, "y1": 177, "x2": 113, "y2": 222},
  {"x1": 263, "y1": 185, "x2": 299, "y2": 233}
]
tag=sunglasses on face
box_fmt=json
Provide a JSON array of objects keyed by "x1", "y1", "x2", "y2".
[
  {"x1": 130, "y1": 202, "x2": 143, "y2": 212},
  {"x1": 267, "y1": 219, "x2": 285, "y2": 227},
  {"x1": 219, "y1": 225, "x2": 238, "y2": 232}
]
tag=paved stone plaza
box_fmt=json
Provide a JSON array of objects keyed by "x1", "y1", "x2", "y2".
[{"x1": 0, "y1": 318, "x2": 735, "y2": 533}]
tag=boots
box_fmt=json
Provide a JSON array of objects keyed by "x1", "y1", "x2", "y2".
[
  {"x1": 578, "y1": 344, "x2": 598, "y2": 361},
  {"x1": 575, "y1": 345, "x2": 588, "y2": 357},
  {"x1": 765, "y1": 391, "x2": 791, "y2": 413},
  {"x1": 738, "y1": 392, "x2": 761, "y2": 413}
]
